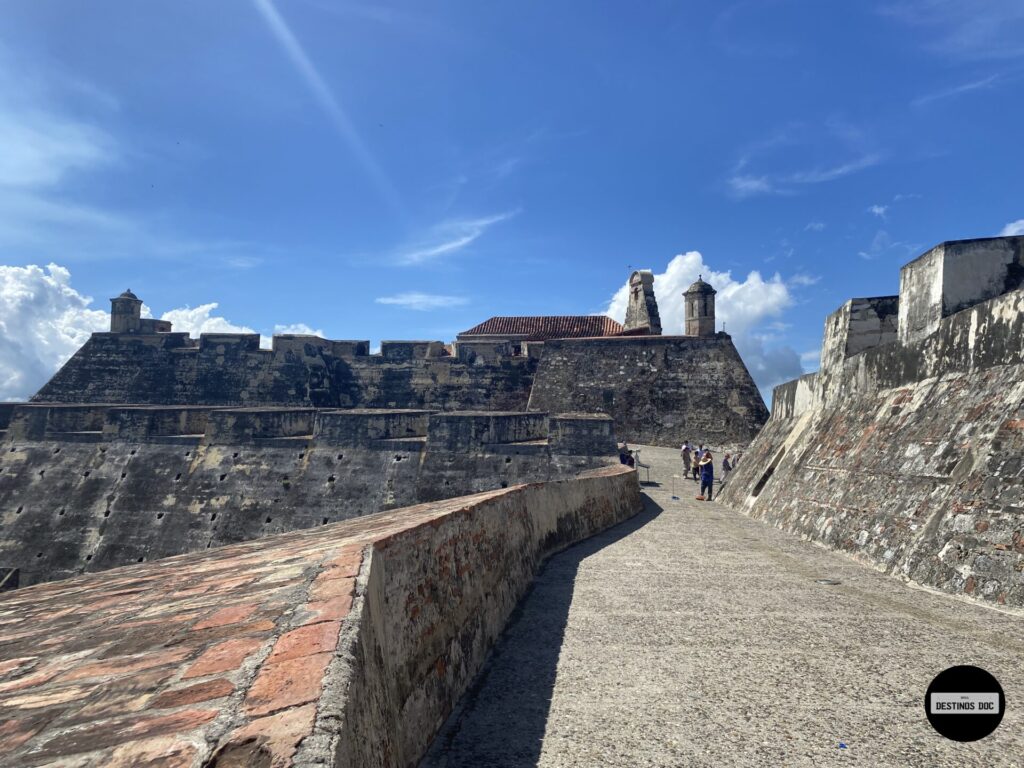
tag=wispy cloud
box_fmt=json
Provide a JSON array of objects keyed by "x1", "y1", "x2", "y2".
[
  {"x1": 868, "y1": 204, "x2": 888, "y2": 219},
  {"x1": 375, "y1": 292, "x2": 469, "y2": 310},
  {"x1": 789, "y1": 273, "x2": 820, "y2": 287},
  {"x1": 786, "y1": 153, "x2": 881, "y2": 185},
  {"x1": 880, "y1": 1, "x2": 1024, "y2": 60},
  {"x1": 804, "y1": 221, "x2": 826, "y2": 232},
  {"x1": 857, "y1": 229, "x2": 921, "y2": 260},
  {"x1": 999, "y1": 219, "x2": 1024, "y2": 236},
  {"x1": 911, "y1": 74, "x2": 1000, "y2": 106},
  {"x1": 396, "y1": 211, "x2": 518, "y2": 265},
  {"x1": 252, "y1": 0, "x2": 403, "y2": 216},
  {"x1": 727, "y1": 121, "x2": 881, "y2": 198}
]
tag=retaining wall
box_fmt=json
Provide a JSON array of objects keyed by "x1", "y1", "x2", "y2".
[
  {"x1": 0, "y1": 406, "x2": 617, "y2": 586},
  {"x1": 0, "y1": 465, "x2": 642, "y2": 767}
]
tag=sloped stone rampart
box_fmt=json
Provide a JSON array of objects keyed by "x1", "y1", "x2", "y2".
[
  {"x1": 0, "y1": 465, "x2": 641, "y2": 767},
  {"x1": 719, "y1": 288, "x2": 1024, "y2": 607}
]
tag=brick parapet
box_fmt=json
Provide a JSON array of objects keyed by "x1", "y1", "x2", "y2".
[{"x1": 0, "y1": 465, "x2": 641, "y2": 767}]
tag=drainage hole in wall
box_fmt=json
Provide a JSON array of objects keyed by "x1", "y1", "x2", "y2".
[
  {"x1": 327, "y1": 475, "x2": 336, "y2": 483},
  {"x1": 38, "y1": 469, "x2": 45, "y2": 477},
  {"x1": 103, "y1": 509, "x2": 111, "y2": 518},
  {"x1": 130, "y1": 449, "x2": 136, "y2": 455},
  {"x1": 137, "y1": 557, "x2": 144, "y2": 563},
  {"x1": 175, "y1": 473, "x2": 182, "y2": 481},
  {"x1": 36, "y1": 552, "x2": 43, "y2": 558},
  {"x1": 53, "y1": 447, "x2": 61, "y2": 454},
  {"x1": 156, "y1": 512, "x2": 164, "y2": 520},
  {"x1": 232, "y1": 452, "x2": 239, "y2": 459},
  {"x1": 16, "y1": 506, "x2": 22, "y2": 514},
  {"x1": 394, "y1": 455, "x2": 403, "y2": 462},
  {"x1": 501, "y1": 482, "x2": 508, "y2": 488},
  {"x1": 210, "y1": 513, "x2": 217, "y2": 522},
  {"x1": 282, "y1": 481, "x2": 291, "y2": 490},
  {"x1": 272, "y1": 498, "x2": 280, "y2": 504},
  {"x1": 265, "y1": 516, "x2": 272, "y2": 524},
  {"x1": 505, "y1": 457, "x2": 512, "y2": 464},
  {"x1": 185, "y1": 451, "x2": 191, "y2": 457},
  {"x1": 58, "y1": 508, "x2": 65, "y2": 516},
  {"x1": 121, "y1": 472, "x2": 127, "y2": 479},
  {"x1": 322, "y1": 517, "x2": 329, "y2": 525},
  {"x1": 99, "y1": 446, "x2": 107, "y2": 453},
  {"x1": 219, "y1": 473, "x2": 227, "y2": 481},
  {"x1": 298, "y1": 452, "x2": 305, "y2": 459},
  {"x1": 85, "y1": 555, "x2": 93, "y2": 561},
  {"x1": 82, "y1": 471, "x2": 91, "y2": 477},
  {"x1": 336, "y1": 453, "x2": 344, "y2": 460}
]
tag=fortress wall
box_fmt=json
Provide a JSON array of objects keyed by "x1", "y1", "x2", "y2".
[
  {"x1": 0, "y1": 465, "x2": 641, "y2": 767},
  {"x1": 527, "y1": 335, "x2": 769, "y2": 446},
  {"x1": 719, "y1": 286, "x2": 1024, "y2": 607},
  {"x1": 33, "y1": 333, "x2": 537, "y2": 411},
  {"x1": 0, "y1": 408, "x2": 618, "y2": 586}
]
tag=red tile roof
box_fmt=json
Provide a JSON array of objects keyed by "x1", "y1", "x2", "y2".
[{"x1": 459, "y1": 315, "x2": 624, "y2": 341}]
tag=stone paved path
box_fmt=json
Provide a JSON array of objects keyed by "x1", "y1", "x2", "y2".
[{"x1": 423, "y1": 446, "x2": 1024, "y2": 767}]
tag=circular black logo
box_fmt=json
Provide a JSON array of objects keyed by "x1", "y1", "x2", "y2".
[{"x1": 924, "y1": 665, "x2": 1005, "y2": 742}]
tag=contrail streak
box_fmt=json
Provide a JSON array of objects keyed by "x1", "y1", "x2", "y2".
[{"x1": 252, "y1": 0, "x2": 404, "y2": 217}]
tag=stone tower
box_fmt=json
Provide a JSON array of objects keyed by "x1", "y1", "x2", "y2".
[
  {"x1": 623, "y1": 270, "x2": 662, "y2": 335},
  {"x1": 684, "y1": 275, "x2": 716, "y2": 336},
  {"x1": 110, "y1": 289, "x2": 143, "y2": 333}
]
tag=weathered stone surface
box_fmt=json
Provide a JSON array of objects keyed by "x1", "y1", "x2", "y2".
[
  {"x1": 720, "y1": 239, "x2": 1024, "y2": 607},
  {"x1": 0, "y1": 464, "x2": 641, "y2": 767},
  {"x1": 527, "y1": 335, "x2": 768, "y2": 446},
  {"x1": 0, "y1": 408, "x2": 617, "y2": 585}
]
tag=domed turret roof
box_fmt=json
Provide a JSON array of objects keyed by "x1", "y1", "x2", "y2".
[
  {"x1": 685, "y1": 275, "x2": 716, "y2": 295},
  {"x1": 117, "y1": 289, "x2": 140, "y2": 300}
]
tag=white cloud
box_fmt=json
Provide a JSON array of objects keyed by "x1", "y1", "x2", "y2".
[
  {"x1": 0, "y1": 263, "x2": 108, "y2": 400},
  {"x1": 273, "y1": 322, "x2": 325, "y2": 336},
  {"x1": 868, "y1": 204, "x2": 888, "y2": 219},
  {"x1": 396, "y1": 212, "x2": 517, "y2": 265},
  {"x1": 789, "y1": 273, "x2": 820, "y2": 287},
  {"x1": 999, "y1": 219, "x2": 1024, "y2": 236},
  {"x1": 604, "y1": 251, "x2": 803, "y2": 398},
  {"x1": 375, "y1": 292, "x2": 469, "y2": 311},
  {"x1": 804, "y1": 221, "x2": 826, "y2": 232},
  {"x1": 800, "y1": 348, "x2": 822, "y2": 370},
  {"x1": 728, "y1": 175, "x2": 775, "y2": 198}
]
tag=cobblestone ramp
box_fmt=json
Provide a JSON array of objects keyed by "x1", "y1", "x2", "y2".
[{"x1": 424, "y1": 446, "x2": 1024, "y2": 768}]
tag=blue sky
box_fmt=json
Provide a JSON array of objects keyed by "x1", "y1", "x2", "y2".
[{"x1": 1, "y1": 1, "x2": 1023, "y2": 400}]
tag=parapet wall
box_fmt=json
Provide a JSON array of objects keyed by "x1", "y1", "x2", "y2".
[
  {"x1": 720, "y1": 243, "x2": 1024, "y2": 607},
  {"x1": 0, "y1": 405, "x2": 618, "y2": 586},
  {"x1": 527, "y1": 334, "x2": 769, "y2": 446},
  {"x1": 0, "y1": 465, "x2": 642, "y2": 767}
]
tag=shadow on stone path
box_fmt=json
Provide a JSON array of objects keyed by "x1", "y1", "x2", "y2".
[
  {"x1": 422, "y1": 446, "x2": 1024, "y2": 768},
  {"x1": 421, "y1": 496, "x2": 664, "y2": 768}
]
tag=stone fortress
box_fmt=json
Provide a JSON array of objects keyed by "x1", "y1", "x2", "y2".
[
  {"x1": 1, "y1": 270, "x2": 766, "y2": 587},
  {"x1": 0, "y1": 238, "x2": 1021, "y2": 768}
]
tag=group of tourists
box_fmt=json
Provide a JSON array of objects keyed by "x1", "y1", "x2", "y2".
[{"x1": 680, "y1": 441, "x2": 736, "y2": 501}]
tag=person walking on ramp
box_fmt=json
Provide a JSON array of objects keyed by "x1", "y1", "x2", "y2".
[
  {"x1": 698, "y1": 451, "x2": 714, "y2": 501},
  {"x1": 680, "y1": 441, "x2": 692, "y2": 479}
]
